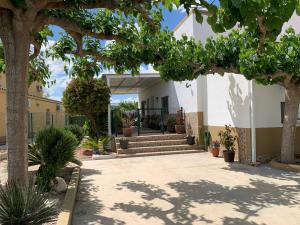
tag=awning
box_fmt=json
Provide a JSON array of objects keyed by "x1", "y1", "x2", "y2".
[{"x1": 104, "y1": 73, "x2": 161, "y2": 94}]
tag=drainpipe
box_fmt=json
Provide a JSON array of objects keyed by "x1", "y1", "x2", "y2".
[{"x1": 249, "y1": 80, "x2": 256, "y2": 163}]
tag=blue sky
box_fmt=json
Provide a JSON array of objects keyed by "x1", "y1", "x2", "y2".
[{"x1": 45, "y1": 6, "x2": 187, "y2": 103}]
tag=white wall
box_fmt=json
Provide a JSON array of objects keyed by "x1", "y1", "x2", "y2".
[
  {"x1": 254, "y1": 84, "x2": 285, "y2": 128},
  {"x1": 201, "y1": 74, "x2": 251, "y2": 128},
  {"x1": 173, "y1": 14, "x2": 194, "y2": 39},
  {"x1": 138, "y1": 79, "x2": 198, "y2": 114}
]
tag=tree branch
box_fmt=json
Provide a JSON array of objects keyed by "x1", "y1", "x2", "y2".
[
  {"x1": 0, "y1": 0, "x2": 15, "y2": 11},
  {"x1": 43, "y1": 16, "x2": 124, "y2": 41},
  {"x1": 44, "y1": 0, "x2": 146, "y2": 10},
  {"x1": 66, "y1": 31, "x2": 116, "y2": 64},
  {"x1": 257, "y1": 16, "x2": 266, "y2": 52},
  {"x1": 30, "y1": 38, "x2": 42, "y2": 60},
  {"x1": 208, "y1": 65, "x2": 239, "y2": 75}
]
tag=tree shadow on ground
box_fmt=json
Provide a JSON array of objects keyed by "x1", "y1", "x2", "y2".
[
  {"x1": 73, "y1": 168, "x2": 125, "y2": 225},
  {"x1": 222, "y1": 163, "x2": 300, "y2": 184},
  {"x1": 112, "y1": 177, "x2": 300, "y2": 225}
]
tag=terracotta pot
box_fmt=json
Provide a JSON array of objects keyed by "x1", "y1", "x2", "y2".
[
  {"x1": 167, "y1": 125, "x2": 175, "y2": 133},
  {"x1": 223, "y1": 150, "x2": 235, "y2": 162},
  {"x1": 175, "y1": 125, "x2": 185, "y2": 134},
  {"x1": 211, "y1": 147, "x2": 220, "y2": 157},
  {"x1": 122, "y1": 127, "x2": 133, "y2": 137}
]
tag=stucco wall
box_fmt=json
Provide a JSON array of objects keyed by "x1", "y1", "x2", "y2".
[
  {"x1": 200, "y1": 73, "x2": 251, "y2": 128},
  {"x1": 138, "y1": 79, "x2": 199, "y2": 114},
  {"x1": 0, "y1": 90, "x2": 65, "y2": 144}
]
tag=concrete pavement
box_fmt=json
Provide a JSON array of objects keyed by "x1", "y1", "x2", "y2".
[{"x1": 73, "y1": 152, "x2": 300, "y2": 225}]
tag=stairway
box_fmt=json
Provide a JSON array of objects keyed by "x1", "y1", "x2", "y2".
[{"x1": 115, "y1": 134, "x2": 203, "y2": 158}]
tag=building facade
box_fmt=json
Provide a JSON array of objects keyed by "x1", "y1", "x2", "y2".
[
  {"x1": 0, "y1": 73, "x2": 66, "y2": 144},
  {"x1": 106, "y1": 12, "x2": 300, "y2": 163}
]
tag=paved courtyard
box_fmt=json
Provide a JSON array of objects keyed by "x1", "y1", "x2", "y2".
[{"x1": 73, "y1": 152, "x2": 300, "y2": 225}]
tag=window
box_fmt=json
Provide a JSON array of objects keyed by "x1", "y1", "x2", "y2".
[
  {"x1": 46, "y1": 109, "x2": 51, "y2": 126},
  {"x1": 56, "y1": 104, "x2": 61, "y2": 112},
  {"x1": 281, "y1": 102, "x2": 300, "y2": 123},
  {"x1": 161, "y1": 96, "x2": 169, "y2": 114},
  {"x1": 36, "y1": 85, "x2": 43, "y2": 92}
]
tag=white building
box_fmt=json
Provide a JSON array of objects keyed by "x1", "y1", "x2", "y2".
[{"x1": 105, "y1": 12, "x2": 300, "y2": 163}]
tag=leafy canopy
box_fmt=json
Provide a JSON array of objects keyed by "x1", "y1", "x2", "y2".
[{"x1": 62, "y1": 77, "x2": 111, "y2": 117}]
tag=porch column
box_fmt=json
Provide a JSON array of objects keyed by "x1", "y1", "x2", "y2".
[
  {"x1": 108, "y1": 103, "x2": 112, "y2": 136},
  {"x1": 107, "y1": 77, "x2": 112, "y2": 136}
]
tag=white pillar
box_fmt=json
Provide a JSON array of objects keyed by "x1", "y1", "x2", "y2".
[
  {"x1": 107, "y1": 76, "x2": 112, "y2": 136},
  {"x1": 249, "y1": 80, "x2": 256, "y2": 163},
  {"x1": 108, "y1": 103, "x2": 112, "y2": 136}
]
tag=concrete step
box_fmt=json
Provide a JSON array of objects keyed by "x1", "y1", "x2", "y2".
[
  {"x1": 116, "y1": 139, "x2": 187, "y2": 148},
  {"x1": 115, "y1": 134, "x2": 186, "y2": 142},
  {"x1": 117, "y1": 149, "x2": 204, "y2": 158},
  {"x1": 117, "y1": 144, "x2": 199, "y2": 154}
]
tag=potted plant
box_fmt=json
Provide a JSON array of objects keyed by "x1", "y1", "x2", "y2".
[
  {"x1": 186, "y1": 124, "x2": 195, "y2": 145},
  {"x1": 119, "y1": 138, "x2": 129, "y2": 149},
  {"x1": 82, "y1": 137, "x2": 102, "y2": 155},
  {"x1": 210, "y1": 140, "x2": 220, "y2": 157},
  {"x1": 175, "y1": 108, "x2": 186, "y2": 134},
  {"x1": 122, "y1": 114, "x2": 134, "y2": 137},
  {"x1": 218, "y1": 125, "x2": 237, "y2": 162},
  {"x1": 166, "y1": 116, "x2": 176, "y2": 133},
  {"x1": 82, "y1": 136, "x2": 111, "y2": 155}
]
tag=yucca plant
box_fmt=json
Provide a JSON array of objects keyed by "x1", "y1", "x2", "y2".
[
  {"x1": 29, "y1": 127, "x2": 82, "y2": 190},
  {"x1": 0, "y1": 181, "x2": 56, "y2": 225}
]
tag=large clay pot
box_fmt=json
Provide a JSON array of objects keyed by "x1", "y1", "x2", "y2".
[
  {"x1": 167, "y1": 125, "x2": 175, "y2": 133},
  {"x1": 211, "y1": 147, "x2": 220, "y2": 157},
  {"x1": 175, "y1": 125, "x2": 185, "y2": 134},
  {"x1": 122, "y1": 127, "x2": 133, "y2": 137},
  {"x1": 223, "y1": 150, "x2": 235, "y2": 162}
]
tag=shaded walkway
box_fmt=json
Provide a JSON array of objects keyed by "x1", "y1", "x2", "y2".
[{"x1": 73, "y1": 153, "x2": 300, "y2": 225}]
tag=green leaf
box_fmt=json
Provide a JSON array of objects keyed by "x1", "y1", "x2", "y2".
[
  {"x1": 296, "y1": 2, "x2": 300, "y2": 15},
  {"x1": 194, "y1": 9, "x2": 203, "y2": 24}
]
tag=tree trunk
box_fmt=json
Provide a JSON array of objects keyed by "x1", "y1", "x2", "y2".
[
  {"x1": 0, "y1": 11, "x2": 30, "y2": 183},
  {"x1": 281, "y1": 85, "x2": 300, "y2": 163}
]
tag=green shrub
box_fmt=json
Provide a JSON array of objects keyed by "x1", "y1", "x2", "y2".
[
  {"x1": 0, "y1": 181, "x2": 56, "y2": 225},
  {"x1": 65, "y1": 124, "x2": 85, "y2": 144},
  {"x1": 29, "y1": 127, "x2": 82, "y2": 190}
]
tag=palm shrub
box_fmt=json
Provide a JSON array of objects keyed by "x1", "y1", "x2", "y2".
[
  {"x1": 29, "y1": 128, "x2": 82, "y2": 191},
  {"x1": 0, "y1": 181, "x2": 56, "y2": 225},
  {"x1": 64, "y1": 124, "x2": 85, "y2": 144}
]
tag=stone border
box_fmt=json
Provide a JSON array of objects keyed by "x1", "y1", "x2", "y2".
[
  {"x1": 269, "y1": 159, "x2": 300, "y2": 173},
  {"x1": 56, "y1": 167, "x2": 81, "y2": 225},
  {"x1": 92, "y1": 153, "x2": 117, "y2": 160}
]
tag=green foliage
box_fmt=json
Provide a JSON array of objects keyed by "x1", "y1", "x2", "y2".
[
  {"x1": 180, "y1": 0, "x2": 299, "y2": 41},
  {"x1": 64, "y1": 124, "x2": 85, "y2": 144},
  {"x1": 29, "y1": 128, "x2": 81, "y2": 190},
  {"x1": 118, "y1": 101, "x2": 138, "y2": 111},
  {"x1": 63, "y1": 78, "x2": 110, "y2": 117},
  {"x1": 154, "y1": 28, "x2": 300, "y2": 86},
  {"x1": 63, "y1": 78, "x2": 110, "y2": 138},
  {"x1": 0, "y1": 180, "x2": 56, "y2": 225},
  {"x1": 218, "y1": 125, "x2": 237, "y2": 151},
  {"x1": 82, "y1": 136, "x2": 111, "y2": 150}
]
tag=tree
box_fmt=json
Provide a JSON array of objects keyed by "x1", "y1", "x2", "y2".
[
  {"x1": 150, "y1": 0, "x2": 300, "y2": 163},
  {"x1": 0, "y1": 0, "x2": 178, "y2": 183},
  {"x1": 119, "y1": 101, "x2": 139, "y2": 111},
  {"x1": 63, "y1": 78, "x2": 110, "y2": 138}
]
